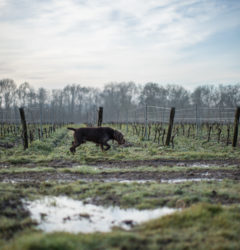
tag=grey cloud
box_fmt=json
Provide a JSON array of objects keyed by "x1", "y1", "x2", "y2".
[{"x1": 0, "y1": 0, "x2": 52, "y2": 22}]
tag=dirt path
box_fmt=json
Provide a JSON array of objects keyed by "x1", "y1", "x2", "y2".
[
  {"x1": 1, "y1": 158, "x2": 240, "y2": 169},
  {"x1": 91, "y1": 158, "x2": 240, "y2": 168},
  {"x1": 1, "y1": 169, "x2": 240, "y2": 183},
  {"x1": 1, "y1": 158, "x2": 240, "y2": 183}
]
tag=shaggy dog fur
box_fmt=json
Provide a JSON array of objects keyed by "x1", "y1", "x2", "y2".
[{"x1": 67, "y1": 127, "x2": 125, "y2": 154}]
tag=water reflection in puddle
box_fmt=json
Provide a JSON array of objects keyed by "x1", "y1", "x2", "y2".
[
  {"x1": 104, "y1": 178, "x2": 221, "y2": 184},
  {"x1": 161, "y1": 178, "x2": 221, "y2": 183},
  {"x1": 177, "y1": 163, "x2": 213, "y2": 168},
  {"x1": 24, "y1": 196, "x2": 176, "y2": 233},
  {"x1": 106, "y1": 179, "x2": 155, "y2": 184},
  {"x1": 2, "y1": 178, "x2": 26, "y2": 183},
  {"x1": 190, "y1": 164, "x2": 213, "y2": 168},
  {"x1": 2, "y1": 177, "x2": 221, "y2": 184}
]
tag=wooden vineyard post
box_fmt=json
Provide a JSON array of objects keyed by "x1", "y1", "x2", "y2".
[
  {"x1": 165, "y1": 107, "x2": 175, "y2": 146},
  {"x1": 19, "y1": 107, "x2": 28, "y2": 150},
  {"x1": 195, "y1": 104, "x2": 199, "y2": 138},
  {"x1": 145, "y1": 104, "x2": 148, "y2": 140},
  {"x1": 232, "y1": 107, "x2": 240, "y2": 147},
  {"x1": 40, "y1": 104, "x2": 43, "y2": 139},
  {"x1": 126, "y1": 109, "x2": 129, "y2": 133},
  {"x1": 97, "y1": 107, "x2": 103, "y2": 127}
]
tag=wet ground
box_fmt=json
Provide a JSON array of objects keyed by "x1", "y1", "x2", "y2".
[
  {"x1": 0, "y1": 159, "x2": 239, "y2": 183},
  {"x1": 1, "y1": 158, "x2": 240, "y2": 240},
  {"x1": 1, "y1": 169, "x2": 240, "y2": 183},
  {"x1": 91, "y1": 158, "x2": 240, "y2": 168},
  {"x1": 1, "y1": 158, "x2": 240, "y2": 169},
  {"x1": 25, "y1": 196, "x2": 177, "y2": 233}
]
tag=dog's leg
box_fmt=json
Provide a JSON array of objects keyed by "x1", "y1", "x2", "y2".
[
  {"x1": 102, "y1": 142, "x2": 111, "y2": 151},
  {"x1": 70, "y1": 140, "x2": 81, "y2": 154},
  {"x1": 70, "y1": 141, "x2": 75, "y2": 154}
]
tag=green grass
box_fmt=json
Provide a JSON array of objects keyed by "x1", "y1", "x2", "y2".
[
  {"x1": 0, "y1": 124, "x2": 240, "y2": 249},
  {"x1": 0, "y1": 179, "x2": 239, "y2": 210},
  {"x1": 2, "y1": 203, "x2": 240, "y2": 250},
  {"x1": 0, "y1": 164, "x2": 238, "y2": 175},
  {"x1": 1, "y1": 124, "x2": 240, "y2": 164}
]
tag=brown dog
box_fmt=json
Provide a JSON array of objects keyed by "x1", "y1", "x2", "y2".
[{"x1": 67, "y1": 127, "x2": 125, "y2": 154}]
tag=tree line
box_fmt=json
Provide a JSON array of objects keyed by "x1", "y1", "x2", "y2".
[{"x1": 0, "y1": 78, "x2": 240, "y2": 123}]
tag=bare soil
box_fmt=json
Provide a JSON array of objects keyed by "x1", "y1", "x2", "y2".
[
  {"x1": 91, "y1": 158, "x2": 240, "y2": 168},
  {"x1": 1, "y1": 158, "x2": 239, "y2": 183},
  {"x1": 0, "y1": 168, "x2": 240, "y2": 183},
  {"x1": 1, "y1": 158, "x2": 240, "y2": 169}
]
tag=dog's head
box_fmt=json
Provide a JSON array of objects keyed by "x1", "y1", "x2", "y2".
[{"x1": 113, "y1": 130, "x2": 125, "y2": 145}]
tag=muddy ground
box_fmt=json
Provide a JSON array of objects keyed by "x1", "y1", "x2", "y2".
[
  {"x1": 1, "y1": 158, "x2": 240, "y2": 168},
  {"x1": 0, "y1": 159, "x2": 240, "y2": 183},
  {"x1": 91, "y1": 158, "x2": 240, "y2": 168}
]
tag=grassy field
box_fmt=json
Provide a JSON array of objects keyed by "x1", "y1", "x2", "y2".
[{"x1": 0, "y1": 124, "x2": 240, "y2": 249}]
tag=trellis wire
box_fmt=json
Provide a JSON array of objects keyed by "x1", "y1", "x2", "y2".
[
  {"x1": 110, "y1": 105, "x2": 235, "y2": 124},
  {"x1": 175, "y1": 107, "x2": 235, "y2": 124},
  {"x1": 0, "y1": 106, "x2": 67, "y2": 124},
  {"x1": 0, "y1": 105, "x2": 237, "y2": 125}
]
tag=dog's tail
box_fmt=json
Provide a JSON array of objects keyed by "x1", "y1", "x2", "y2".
[{"x1": 67, "y1": 127, "x2": 76, "y2": 131}]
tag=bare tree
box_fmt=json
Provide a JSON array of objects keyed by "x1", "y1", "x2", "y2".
[
  {"x1": 191, "y1": 85, "x2": 221, "y2": 107},
  {"x1": 139, "y1": 82, "x2": 168, "y2": 106},
  {"x1": 167, "y1": 85, "x2": 190, "y2": 108},
  {"x1": 17, "y1": 82, "x2": 32, "y2": 107},
  {"x1": 0, "y1": 79, "x2": 16, "y2": 109},
  {"x1": 219, "y1": 84, "x2": 240, "y2": 107}
]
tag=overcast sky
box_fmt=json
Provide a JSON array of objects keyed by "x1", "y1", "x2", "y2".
[{"x1": 0, "y1": 0, "x2": 240, "y2": 90}]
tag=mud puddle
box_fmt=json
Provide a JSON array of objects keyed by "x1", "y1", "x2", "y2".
[
  {"x1": 1, "y1": 159, "x2": 239, "y2": 170},
  {"x1": 24, "y1": 196, "x2": 177, "y2": 233},
  {"x1": 1, "y1": 169, "x2": 239, "y2": 183},
  {"x1": 91, "y1": 159, "x2": 240, "y2": 168},
  {"x1": 2, "y1": 177, "x2": 221, "y2": 184},
  {"x1": 161, "y1": 178, "x2": 221, "y2": 183},
  {"x1": 110, "y1": 178, "x2": 222, "y2": 184}
]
